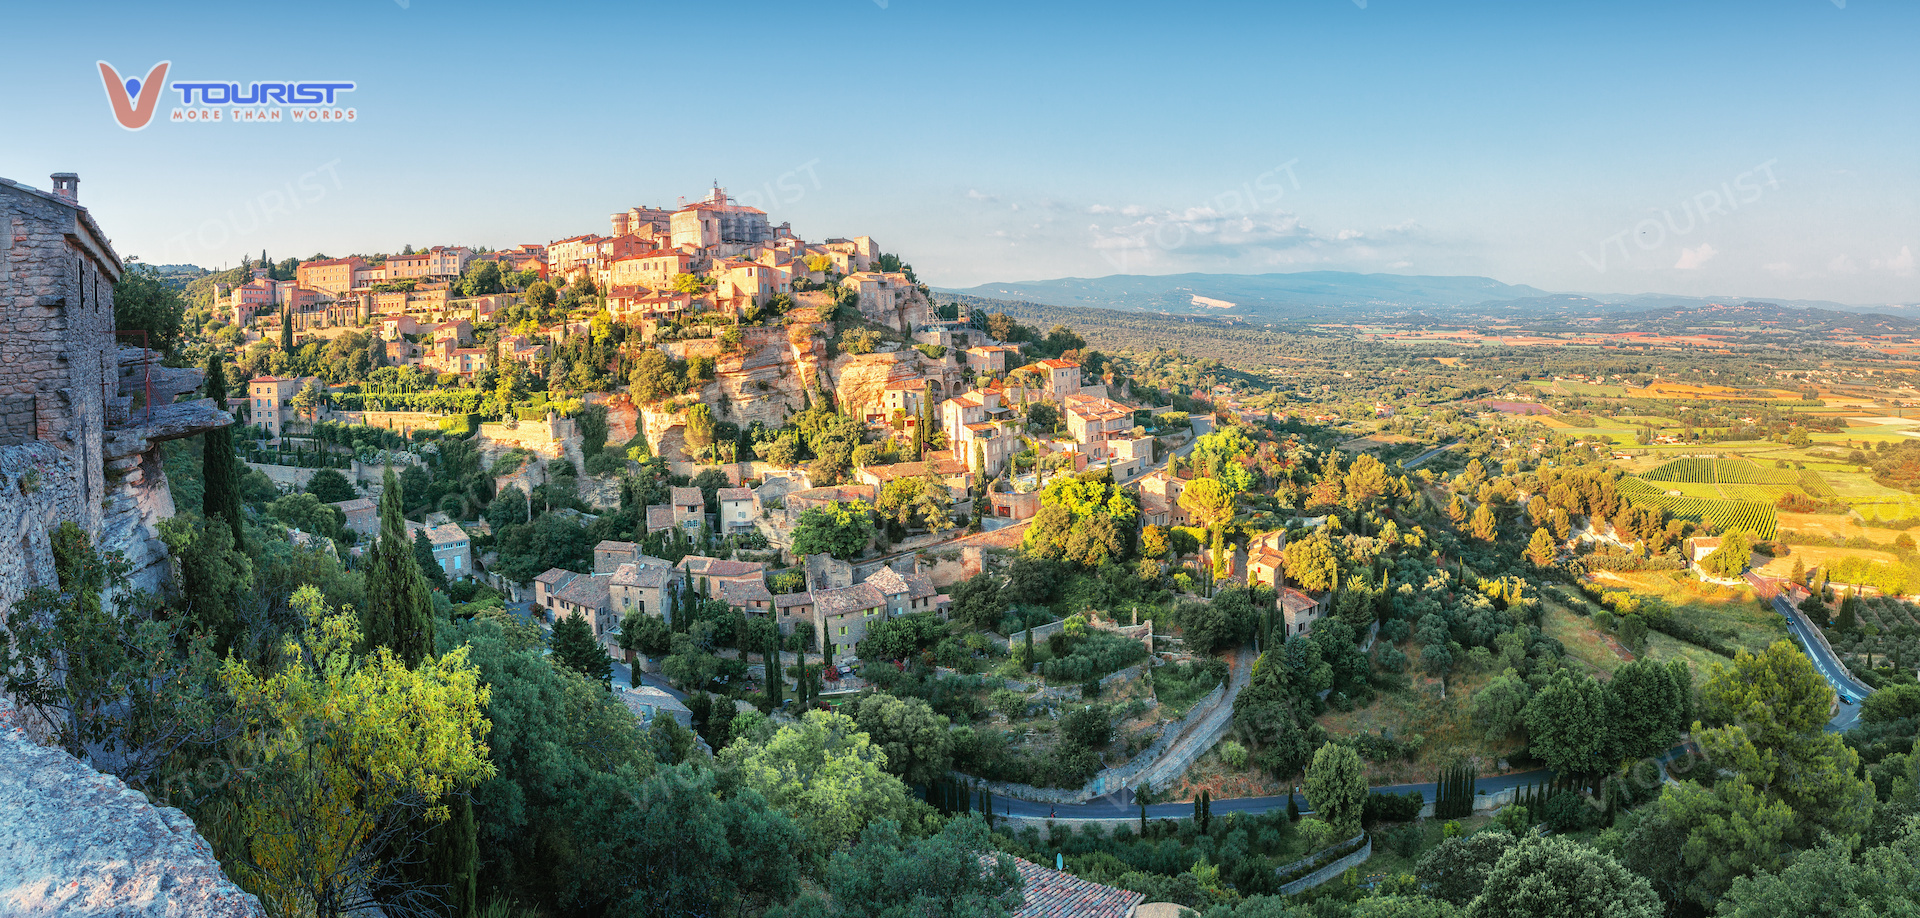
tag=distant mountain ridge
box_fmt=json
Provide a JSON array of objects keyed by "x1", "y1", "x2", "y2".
[{"x1": 937, "y1": 271, "x2": 1890, "y2": 323}]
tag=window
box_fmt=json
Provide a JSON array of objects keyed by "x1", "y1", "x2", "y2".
[
  {"x1": 838, "y1": 626, "x2": 848, "y2": 637},
  {"x1": 452, "y1": 555, "x2": 462, "y2": 571}
]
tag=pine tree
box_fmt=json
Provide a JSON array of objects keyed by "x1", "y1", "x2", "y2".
[
  {"x1": 552, "y1": 611, "x2": 611, "y2": 687},
  {"x1": 202, "y1": 354, "x2": 246, "y2": 552},
  {"x1": 363, "y1": 468, "x2": 436, "y2": 665}
]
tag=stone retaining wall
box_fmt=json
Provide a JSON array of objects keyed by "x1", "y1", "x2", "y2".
[{"x1": 1280, "y1": 836, "x2": 1372, "y2": 895}]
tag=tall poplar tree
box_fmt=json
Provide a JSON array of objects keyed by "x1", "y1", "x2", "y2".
[
  {"x1": 202, "y1": 354, "x2": 246, "y2": 552},
  {"x1": 363, "y1": 467, "x2": 435, "y2": 665}
]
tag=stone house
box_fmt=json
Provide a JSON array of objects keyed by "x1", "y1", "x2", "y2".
[
  {"x1": 594, "y1": 539, "x2": 640, "y2": 573},
  {"x1": 717, "y1": 487, "x2": 756, "y2": 532},
  {"x1": 678, "y1": 556, "x2": 767, "y2": 598},
  {"x1": 1, "y1": 172, "x2": 232, "y2": 610},
  {"x1": 1280, "y1": 587, "x2": 1331, "y2": 638},
  {"x1": 612, "y1": 560, "x2": 679, "y2": 624},
  {"x1": 423, "y1": 522, "x2": 472, "y2": 579},
  {"x1": 550, "y1": 572, "x2": 614, "y2": 637},
  {"x1": 802, "y1": 565, "x2": 945, "y2": 661},
  {"x1": 1246, "y1": 530, "x2": 1287, "y2": 591},
  {"x1": 942, "y1": 390, "x2": 1017, "y2": 476},
  {"x1": 1063, "y1": 393, "x2": 1133, "y2": 460},
  {"x1": 246, "y1": 375, "x2": 322, "y2": 438},
  {"x1": 670, "y1": 486, "x2": 705, "y2": 531},
  {"x1": 330, "y1": 497, "x2": 378, "y2": 539},
  {"x1": 1136, "y1": 471, "x2": 1188, "y2": 528},
  {"x1": 533, "y1": 567, "x2": 573, "y2": 610}
]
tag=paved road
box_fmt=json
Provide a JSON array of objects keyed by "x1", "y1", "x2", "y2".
[
  {"x1": 1764, "y1": 591, "x2": 1871, "y2": 731},
  {"x1": 1402, "y1": 440, "x2": 1461, "y2": 470}
]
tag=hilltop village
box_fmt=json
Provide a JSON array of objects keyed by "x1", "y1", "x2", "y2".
[{"x1": 200, "y1": 185, "x2": 1200, "y2": 671}]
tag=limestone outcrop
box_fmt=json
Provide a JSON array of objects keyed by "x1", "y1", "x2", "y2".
[{"x1": 0, "y1": 696, "x2": 264, "y2": 917}]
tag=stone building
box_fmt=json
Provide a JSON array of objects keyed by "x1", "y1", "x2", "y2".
[{"x1": 0, "y1": 172, "x2": 231, "y2": 611}]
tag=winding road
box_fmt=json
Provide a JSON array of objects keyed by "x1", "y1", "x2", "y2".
[
  {"x1": 1402, "y1": 440, "x2": 1461, "y2": 470},
  {"x1": 1748, "y1": 574, "x2": 1873, "y2": 732},
  {"x1": 992, "y1": 575, "x2": 1876, "y2": 820}
]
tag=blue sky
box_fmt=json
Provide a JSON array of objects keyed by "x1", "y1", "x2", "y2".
[{"x1": 5, "y1": 0, "x2": 1915, "y2": 303}]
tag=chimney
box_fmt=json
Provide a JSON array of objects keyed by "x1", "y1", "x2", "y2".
[{"x1": 49, "y1": 173, "x2": 79, "y2": 202}]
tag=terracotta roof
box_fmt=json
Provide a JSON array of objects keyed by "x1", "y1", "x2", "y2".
[
  {"x1": 612, "y1": 563, "x2": 676, "y2": 589},
  {"x1": 774, "y1": 591, "x2": 814, "y2": 609},
  {"x1": 596, "y1": 540, "x2": 638, "y2": 554},
  {"x1": 812, "y1": 583, "x2": 886, "y2": 617},
  {"x1": 904, "y1": 572, "x2": 939, "y2": 601},
  {"x1": 864, "y1": 566, "x2": 910, "y2": 596},
  {"x1": 425, "y1": 522, "x2": 468, "y2": 546},
  {"x1": 671, "y1": 486, "x2": 704, "y2": 507},
  {"x1": 535, "y1": 567, "x2": 574, "y2": 586},
  {"x1": 554, "y1": 574, "x2": 611, "y2": 610},
  {"x1": 717, "y1": 488, "x2": 754, "y2": 502},
  {"x1": 1035, "y1": 358, "x2": 1081, "y2": 370},
  {"x1": 702, "y1": 559, "x2": 766, "y2": 579},
  {"x1": 1281, "y1": 588, "x2": 1320, "y2": 614},
  {"x1": 329, "y1": 498, "x2": 375, "y2": 515},
  {"x1": 645, "y1": 506, "x2": 676, "y2": 532},
  {"x1": 719, "y1": 579, "x2": 773, "y2": 605},
  {"x1": 1003, "y1": 855, "x2": 1143, "y2": 918}
]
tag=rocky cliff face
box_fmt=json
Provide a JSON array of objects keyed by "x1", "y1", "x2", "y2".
[
  {"x1": 830, "y1": 350, "x2": 964, "y2": 421},
  {"x1": 0, "y1": 695, "x2": 264, "y2": 917},
  {"x1": 701, "y1": 325, "x2": 823, "y2": 430}
]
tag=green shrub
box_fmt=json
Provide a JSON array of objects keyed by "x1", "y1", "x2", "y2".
[{"x1": 1220, "y1": 740, "x2": 1249, "y2": 769}]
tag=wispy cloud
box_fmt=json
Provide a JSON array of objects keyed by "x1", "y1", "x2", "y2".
[
  {"x1": 1674, "y1": 243, "x2": 1718, "y2": 270},
  {"x1": 1873, "y1": 245, "x2": 1915, "y2": 277},
  {"x1": 966, "y1": 189, "x2": 998, "y2": 203}
]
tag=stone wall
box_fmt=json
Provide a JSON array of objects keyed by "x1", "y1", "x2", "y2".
[
  {"x1": 0, "y1": 442, "x2": 86, "y2": 615},
  {"x1": 2, "y1": 177, "x2": 118, "y2": 545},
  {"x1": 1278, "y1": 835, "x2": 1372, "y2": 895},
  {"x1": 0, "y1": 695, "x2": 264, "y2": 917}
]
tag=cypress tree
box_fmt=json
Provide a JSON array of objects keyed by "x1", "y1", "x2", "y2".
[
  {"x1": 767, "y1": 629, "x2": 783, "y2": 710},
  {"x1": 1024, "y1": 625, "x2": 1036, "y2": 674},
  {"x1": 202, "y1": 354, "x2": 246, "y2": 551},
  {"x1": 413, "y1": 529, "x2": 449, "y2": 591},
  {"x1": 280, "y1": 305, "x2": 293, "y2": 352},
  {"x1": 424, "y1": 796, "x2": 478, "y2": 918},
  {"x1": 364, "y1": 467, "x2": 436, "y2": 665}
]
